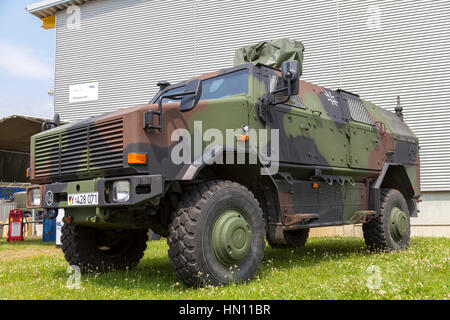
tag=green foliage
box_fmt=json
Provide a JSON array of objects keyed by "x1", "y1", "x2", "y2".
[{"x1": 0, "y1": 237, "x2": 448, "y2": 300}]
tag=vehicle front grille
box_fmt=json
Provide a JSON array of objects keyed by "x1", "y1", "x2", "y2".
[{"x1": 34, "y1": 118, "x2": 124, "y2": 178}]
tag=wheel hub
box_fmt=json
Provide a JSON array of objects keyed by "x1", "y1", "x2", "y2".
[
  {"x1": 211, "y1": 210, "x2": 251, "y2": 266},
  {"x1": 389, "y1": 207, "x2": 408, "y2": 241}
]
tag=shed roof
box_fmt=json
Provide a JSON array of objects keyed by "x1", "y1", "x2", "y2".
[{"x1": 27, "y1": 0, "x2": 94, "y2": 19}]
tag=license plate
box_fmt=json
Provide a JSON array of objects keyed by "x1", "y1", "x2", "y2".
[{"x1": 68, "y1": 192, "x2": 99, "y2": 206}]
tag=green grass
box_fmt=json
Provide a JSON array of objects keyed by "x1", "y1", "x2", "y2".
[{"x1": 0, "y1": 237, "x2": 448, "y2": 300}]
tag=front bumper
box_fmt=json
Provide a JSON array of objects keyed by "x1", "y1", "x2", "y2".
[{"x1": 27, "y1": 175, "x2": 164, "y2": 209}]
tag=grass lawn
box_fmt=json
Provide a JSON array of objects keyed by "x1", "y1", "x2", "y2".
[{"x1": 0, "y1": 237, "x2": 448, "y2": 300}]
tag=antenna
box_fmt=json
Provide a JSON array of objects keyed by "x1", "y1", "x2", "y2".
[{"x1": 395, "y1": 96, "x2": 404, "y2": 121}]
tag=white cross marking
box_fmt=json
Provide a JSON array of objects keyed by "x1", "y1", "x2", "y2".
[{"x1": 324, "y1": 91, "x2": 339, "y2": 107}]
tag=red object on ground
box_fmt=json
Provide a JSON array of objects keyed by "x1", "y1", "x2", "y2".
[{"x1": 7, "y1": 209, "x2": 24, "y2": 242}]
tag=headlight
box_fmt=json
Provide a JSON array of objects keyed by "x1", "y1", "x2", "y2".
[
  {"x1": 113, "y1": 180, "x2": 130, "y2": 203},
  {"x1": 30, "y1": 188, "x2": 41, "y2": 206}
]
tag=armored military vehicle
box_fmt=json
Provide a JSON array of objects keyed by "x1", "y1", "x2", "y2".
[{"x1": 27, "y1": 39, "x2": 420, "y2": 287}]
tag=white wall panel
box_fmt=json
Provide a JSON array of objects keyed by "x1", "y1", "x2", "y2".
[
  {"x1": 55, "y1": 0, "x2": 196, "y2": 120},
  {"x1": 192, "y1": 0, "x2": 342, "y2": 87},
  {"x1": 337, "y1": 0, "x2": 450, "y2": 191}
]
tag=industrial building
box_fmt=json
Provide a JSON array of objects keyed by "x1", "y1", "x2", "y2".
[{"x1": 26, "y1": 0, "x2": 450, "y2": 236}]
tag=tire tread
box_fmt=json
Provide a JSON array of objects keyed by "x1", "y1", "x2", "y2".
[
  {"x1": 61, "y1": 224, "x2": 148, "y2": 273},
  {"x1": 168, "y1": 180, "x2": 265, "y2": 287},
  {"x1": 363, "y1": 188, "x2": 409, "y2": 251}
]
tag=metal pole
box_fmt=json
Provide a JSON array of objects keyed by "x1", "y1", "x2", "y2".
[{"x1": 32, "y1": 209, "x2": 36, "y2": 236}]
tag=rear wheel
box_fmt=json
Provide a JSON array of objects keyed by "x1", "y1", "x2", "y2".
[
  {"x1": 363, "y1": 189, "x2": 411, "y2": 252},
  {"x1": 61, "y1": 224, "x2": 148, "y2": 273},
  {"x1": 267, "y1": 229, "x2": 309, "y2": 249},
  {"x1": 284, "y1": 229, "x2": 310, "y2": 247},
  {"x1": 168, "y1": 181, "x2": 265, "y2": 287}
]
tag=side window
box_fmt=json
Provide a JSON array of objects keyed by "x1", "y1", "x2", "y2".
[{"x1": 347, "y1": 98, "x2": 375, "y2": 126}]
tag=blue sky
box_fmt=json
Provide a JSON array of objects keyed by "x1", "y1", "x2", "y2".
[{"x1": 0, "y1": 0, "x2": 55, "y2": 119}]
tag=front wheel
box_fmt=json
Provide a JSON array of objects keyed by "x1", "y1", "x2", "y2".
[
  {"x1": 168, "y1": 181, "x2": 266, "y2": 287},
  {"x1": 363, "y1": 189, "x2": 411, "y2": 252},
  {"x1": 61, "y1": 224, "x2": 148, "y2": 273}
]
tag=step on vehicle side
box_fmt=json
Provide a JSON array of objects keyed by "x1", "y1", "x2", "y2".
[{"x1": 26, "y1": 38, "x2": 420, "y2": 287}]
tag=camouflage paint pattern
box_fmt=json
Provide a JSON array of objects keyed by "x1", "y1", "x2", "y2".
[{"x1": 27, "y1": 52, "x2": 420, "y2": 231}]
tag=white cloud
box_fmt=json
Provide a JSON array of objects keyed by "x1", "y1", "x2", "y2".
[{"x1": 0, "y1": 40, "x2": 53, "y2": 79}]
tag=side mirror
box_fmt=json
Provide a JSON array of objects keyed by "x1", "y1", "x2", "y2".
[
  {"x1": 53, "y1": 113, "x2": 61, "y2": 127},
  {"x1": 180, "y1": 79, "x2": 203, "y2": 112},
  {"x1": 41, "y1": 113, "x2": 61, "y2": 132},
  {"x1": 281, "y1": 60, "x2": 300, "y2": 96}
]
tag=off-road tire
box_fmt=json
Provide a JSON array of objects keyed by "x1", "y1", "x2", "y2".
[
  {"x1": 168, "y1": 180, "x2": 265, "y2": 287},
  {"x1": 363, "y1": 188, "x2": 411, "y2": 252},
  {"x1": 266, "y1": 231, "x2": 285, "y2": 249},
  {"x1": 267, "y1": 229, "x2": 309, "y2": 249},
  {"x1": 61, "y1": 224, "x2": 148, "y2": 274},
  {"x1": 284, "y1": 229, "x2": 310, "y2": 247}
]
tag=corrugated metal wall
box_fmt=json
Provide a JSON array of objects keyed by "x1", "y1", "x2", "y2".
[
  {"x1": 337, "y1": 0, "x2": 450, "y2": 192},
  {"x1": 55, "y1": 0, "x2": 196, "y2": 119},
  {"x1": 54, "y1": 0, "x2": 450, "y2": 191},
  {"x1": 0, "y1": 203, "x2": 16, "y2": 222}
]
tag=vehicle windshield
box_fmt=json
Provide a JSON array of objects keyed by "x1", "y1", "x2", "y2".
[{"x1": 157, "y1": 69, "x2": 249, "y2": 103}]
